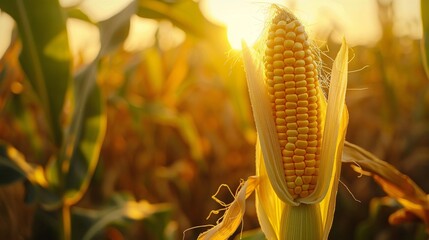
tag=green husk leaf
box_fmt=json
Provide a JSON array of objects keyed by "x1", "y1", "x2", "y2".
[{"x1": 0, "y1": 0, "x2": 71, "y2": 145}]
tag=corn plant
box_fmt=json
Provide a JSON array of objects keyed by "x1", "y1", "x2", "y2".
[{"x1": 0, "y1": 0, "x2": 170, "y2": 239}]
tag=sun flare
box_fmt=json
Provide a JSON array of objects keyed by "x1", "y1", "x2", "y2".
[{"x1": 201, "y1": 0, "x2": 285, "y2": 49}]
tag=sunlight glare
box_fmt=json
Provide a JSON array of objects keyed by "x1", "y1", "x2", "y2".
[{"x1": 201, "y1": 0, "x2": 284, "y2": 50}]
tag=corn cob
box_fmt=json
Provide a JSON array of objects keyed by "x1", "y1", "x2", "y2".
[{"x1": 263, "y1": 9, "x2": 322, "y2": 199}]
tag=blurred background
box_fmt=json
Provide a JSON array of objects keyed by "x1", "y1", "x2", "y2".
[{"x1": 0, "y1": 0, "x2": 428, "y2": 239}]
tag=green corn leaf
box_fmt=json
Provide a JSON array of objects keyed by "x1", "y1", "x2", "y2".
[
  {"x1": 0, "y1": 0, "x2": 71, "y2": 146},
  {"x1": 56, "y1": 1, "x2": 135, "y2": 204}
]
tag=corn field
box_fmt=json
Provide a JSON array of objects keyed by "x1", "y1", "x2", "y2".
[{"x1": 0, "y1": 0, "x2": 429, "y2": 239}]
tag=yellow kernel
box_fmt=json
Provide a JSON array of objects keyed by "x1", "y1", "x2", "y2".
[
  {"x1": 276, "y1": 110, "x2": 286, "y2": 118},
  {"x1": 286, "y1": 21, "x2": 296, "y2": 30},
  {"x1": 294, "y1": 149, "x2": 306, "y2": 156},
  {"x1": 285, "y1": 81, "x2": 295, "y2": 89},
  {"x1": 283, "y1": 150, "x2": 294, "y2": 157},
  {"x1": 277, "y1": 132, "x2": 287, "y2": 140},
  {"x1": 274, "y1": 36, "x2": 284, "y2": 44},
  {"x1": 306, "y1": 63, "x2": 315, "y2": 71},
  {"x1": 288, "y1": 189, "x2": 297, "y2": 198},
  {"x1": 304, "y1": 56, "x2": 313, "y2": 64},
  {"x1": 273, "y1": 60, "x2": 285, "y2": 68},
  {"x1": 287, "y1": 123, "x2": 297, "y2": 129},
  {"x1": 273, "y1": 76, "x2": 283, "y2": 84},
  {"x1": 280, "y1": 140, "x2": 287, "y2": 146},
  {"x1": 285, "y1": 88, "x2": 295, "y2": 94},
  {"x1": 300, "y1": 190, "x2": 309, "y2": 197},
  {"x1": 283, "y1": 156, "x2": 293, "y2": 163},
  {"x1": 284, "y1": 50, "x2": 294, "y2": 58},
  {"x1": 286, "y1": 94, "x2": 298, "y2": 102},
  {"x1": 274, "y1": 83, "x2": 285, "y2": 91},
  {"x1": 284, "y1": 40, "x2": 294, "y2": 49},
  {"x1": 286, "y1": 176, "x2": 296, "y2": 182},
  {"x1": 297, "y1": 114, "x2": 308, "y2": 121},
  {"x1": 284, "y1": 67, "x2": 294, "y2": 74},
  {"x1": 285, "y1": 109, "x2": 296, "y2": 116},
  {"x1": 295, "y1": 140, "x2": 308, "y2": 149},
  {"x1": 295, "y1": 79, "x2": 307, "y2": 87},
  {"x1": 285, "y1": 31, "x2": 296, "y2": 40},
  {"x1": 295, "y1": 176, "x2": 303, "y2": 186},
  {"x1": 274, "y1": 91, "x2": 286, "y2": 98},
  {"x1": 293, "y1": 155, "x2": 304, "y2": 162},
  {"x1": 284, "y1": 163, "x2": 294, "y2": 170},
  {"x1": 296, "y1": 33, "x2": 307, "y2": 42},
  {"x1": 295, "y1": 162, "x2": 306, "y2": 170},
  {"x1": 274, "y1": 45, "x2": 285, "y2": 53},
  {"x1": 298, "y1": 127, "x2": 309, "y2": 134},
  {"x1": 294, "y1": 59, "x2": 306, "y2": 67},
  {"x1": 305, "y1": 167, "x2": 316, "y2": 175},
  {"x1": 273, "y1": 69, "x2": 284, "y2": 76},
  {"x1": 296, "y1": 107, "x2": 307, "y2": 114},
  {"x1": 294, "y1": 50, "x2": 305, "y2": 59},
  {"x1": 285, "y1": 116, "x2": 296, "y2": 123},
  {"x1": 276, "y1": 118, "x2": 286, "y2": 125},
  {"x1": 275, "y1": 28, "x2": 286, "y2": 36},
  {"x1": 273, "y1": 53, "x2": 283, "y2": 61},
  {"x1": 295, "y1": 25, "x2": 305, "y2": 33},
  {"x1": 298, "y1": 93, "x2": 309, "y2": 100},
  {"x1": 287, "y1": 130, "x2": 298, "y2": 137},
  {"x1": 308, "y1": 141, "x2": 318, "y2": 147},
  {"x1": 307, "y1": 146, "x2": 317, "y2": 154},
  {"x1": 297, "y1": 101, "x2": 308, "y2": 107},
  {"x1": 297, "y1": 134, "x2": 308, "y2": 140},
  {"x1": 295, "y1": 67, "x2": 306, "y2": 74},
  {"x1": 308, "y1": 134, "x2": 317, "y2": 141},
  {"x1": 275, "y1": 98, "x2": 286, "y2": 105},
  {"x1": 305, "y1": 154, "x2": 315, "y2": 160},
  {"x1": 308, "y1": 116, "x2": 317, "y2": 122},
  {"x1": 308, "y1": 128, "x2": 317, "y2": 135},
  {"x1": 288, "y1": 137, "x2": 297, "y2": 143},
  {"x1": 293, "y1": 42, "x2": 303, "y2": 51},
  {"x1": 287, "y1": 182, "x2": 296, "y2": 188},
  {"x1": 284, "y1": 58, "x2": 295, "y2": 65},
  {"x1": 306, "y1": 71, "x2": 315, "y2": 77},
  {"x1": 308, "y1": 110, "x2": 317, "y2": 116},
  {"x1": 297, "y1": 120, "x2": 308, "y2": 127},
  {"x1": 277, "y1": 20, "x2": 287, "y2": 27},
  {"x1": 302, "y1": 176, "x2": 312, "y2": 184},
  {"x1": 285, "y1": 102, "x2": 297, "y2": 109},
  {"x1": 308, "y1": 89, "x2": 317, "y2": 96},
  {"x1": 308, "y1": 103, "x2": 317, "y2": 110},
  {"x1": 285, "y1": 143, "x2": 295, "y2": 151},
  {"x1": 296, "y1": 87, "x2": 307, "y2": 94},
  {"x1": 296, "y1": 169, "x2": 304, "y2": 176},
  {"x1": 306, "y1": 77, "x2": 315, "y2": 84},
  {"x1": 294, "y1": 186, "x2": 302, "y2": 194},
  {"x1": 308, "y1": 95, "x2": 318, "y2": 102},
  {"x1": 284, "y1": 74, "x2": 294, "y2": 81}
]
